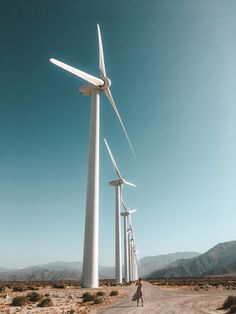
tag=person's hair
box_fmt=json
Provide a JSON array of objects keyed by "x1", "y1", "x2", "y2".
[{"x1": 139, "y1": 278, "x2": 141, "y2": 281}]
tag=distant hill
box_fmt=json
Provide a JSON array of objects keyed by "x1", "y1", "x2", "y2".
[
  {"x1": 0, "y1": 267, "x2": 17, "y2": 273},
  {"x1": 1, "y1": 241, "x2": 236, "y2": 281},
  {"x1": 148, "y1": 240, "x2": 236, "y2": 278},
  {"x1": 0, "y1": 254, "x2": 200, "y2": 281},
  {"x1": 0, "y1": 261, "x2": 114, "y2": 281},
  {"x1": 138, "y1": 252, "x2": 200, "y2": 277}
]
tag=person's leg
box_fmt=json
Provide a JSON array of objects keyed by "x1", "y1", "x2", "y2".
[
  {"x1": 141, "y1": 296, "x2": 144, "y2": 306},
  {"x1": 137, "y1": 297, "x2": 139, "y2": 306}
]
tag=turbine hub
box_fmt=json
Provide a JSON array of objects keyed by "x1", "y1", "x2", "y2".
[{"x1": 100, "y1": 77, "x2": 111, "y2": 90}]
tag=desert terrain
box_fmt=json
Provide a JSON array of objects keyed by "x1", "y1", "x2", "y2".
[{"x1": 1, "y1": 279, "x2": 236, "y2": 313}]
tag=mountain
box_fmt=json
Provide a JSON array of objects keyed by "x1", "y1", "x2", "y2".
[
  {"x1": 0, "y1": 267, "x2": 17, "y2": 273},
  {"x1": 138, "y1": 252, "x2": 200, "y2": 277},
  {"x1": 0, "y1": 261, "x2": 114, "y2": 281},
  {"x1": 148, "y1": 240, "x2": 236, "y2": 278}
]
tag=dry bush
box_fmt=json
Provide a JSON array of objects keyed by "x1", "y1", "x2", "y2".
[
  {"x1": 52, "y1": 283, "x2": 65, "y2": 289},
  {"x1": 11, "y1": 296, "x2": 28, "y2": 306},
  {"x1": 27, "y1": 285, "x2": 39, "y2": 291},
  {"x1": 110, "y1": 290, "x2": 119, "y2": 296},
  {"x1": 0, "y1": 286, "x2": 5, "y2": 292},
  {"x1": 229, "y1": 304, "x2": 236, "y2": 313},
  {"x1": 94, "y1": 297, "x2": 103, "y2": 304},
  {"x1": 37, "y1": 297, "x2": 53, "y2": 307},
  {"x1": 13, "y1": 286, "x2": 25, "y2": 292},
  {"x1": 27, "y1": 291, "x2": 43, "y2": 302},
  {"x1": 223, "y1": 296, "x2": 236, "y2": 309},
  {"x1": 96, "y1": 291, "x2": 106, "y2": 297},
  {"x1": 82, "y1": 292, "x2": 96, "y2": 303}
]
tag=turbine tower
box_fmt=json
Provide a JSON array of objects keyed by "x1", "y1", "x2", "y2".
[
  {"x1": 104, "y1": 139, "x2": 136, "y2": 284},
  {"x1": 50, "y1": 25, "x2": 134, "y2": 288},
  {"x1": 121, "y1": 200, "x2": 137, "y2": 282}
]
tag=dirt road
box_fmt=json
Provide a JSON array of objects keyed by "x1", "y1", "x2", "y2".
[{"x1": 98, "y1": 282, "x2": 235, "y2": 314}]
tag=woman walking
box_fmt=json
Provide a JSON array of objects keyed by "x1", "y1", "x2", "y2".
[{"x1": 135, "y1": 278, "x2": 144, "y2": 307}]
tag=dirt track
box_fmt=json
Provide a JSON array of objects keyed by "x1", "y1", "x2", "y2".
[{"x1": 98, "y1": 282, "x2": 236, "y2": 314}]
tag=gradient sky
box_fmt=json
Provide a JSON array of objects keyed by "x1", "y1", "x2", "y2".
[{"x1": 1, "y1": 0, "x2": 236, "y2": 268}]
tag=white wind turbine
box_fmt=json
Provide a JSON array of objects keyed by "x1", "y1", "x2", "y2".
[
  {"x1": 121, "y1": 200, "x2": 137, "y2": 282},
  {"x1": 50, "y1": 25, "x2": 134, "y2": 288},
  {"x1": 104, "y1": 138, "x2": 136, "y2": 284}
]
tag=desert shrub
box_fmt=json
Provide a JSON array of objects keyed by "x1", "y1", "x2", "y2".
[
  {"x1": 110, "y1": 290, "x2": 119, "y2": 296},
  {"x1": 96, "y1": 291, "x2": 106, "y2": 297},
  {"x1": 45, "y1": 293, "x2": 50, "y2": 297},
  {"x1": 27, "y1": 286, "x2": 39, "y2": 291},
  {"x1": 223, "y1": 296, "x2": 236, "y2": 309},
  {"x1": 82, "y1": 292, "x2": 95, "y2": 303},
  {"x1": 94, "y1": 297, "x2": 103, "y2": 304},
  {"x1": 37, "y1": 298, "x2": 53, "y2": 307},
  {"x1": 52, "y1": 283, "x2": 65, "y2": 289},
  {"x1": 13, "y1": 286, "x2": 25, "y2": 292},
  {"x1": 0, "y1": 286, "x2": 5, "y2": 292},
  {"x1": 229, "y1": 304, "x2": 236, "y2": 313},
  {"x1": 27, "y1": 292, "x2": 43, "y2": 302},
  {"x1": 11, "y1": 296, "x2": 28, "y2": 306}
]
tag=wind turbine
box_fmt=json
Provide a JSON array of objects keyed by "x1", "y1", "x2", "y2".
[
  {"x1": 104, "y1": 138, "x2": 136, "y2": 284},
  {"x1": 50, "y1": 25, "x2": 134, "y2": 288},
  {"x1": 121, "y1": 200, "x2": 137, "y2": 282}
]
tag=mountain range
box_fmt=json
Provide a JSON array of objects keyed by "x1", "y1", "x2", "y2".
[
  {"x1": 0, "y1": 252, "x2": 199, "y2": 281},
  {"x1": 148, "y1": 240, "x2": 236, "y2": 278},
  {"x1": 1, "y1": 240, "x2": 236, "y2": 281},
  {"x1": 138, "y1": 251, "x2": 200, "y2": 277}
]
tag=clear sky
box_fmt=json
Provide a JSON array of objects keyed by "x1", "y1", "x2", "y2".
[{"x1": 1, "y1": 0, "x2": 236, "y2": 268}]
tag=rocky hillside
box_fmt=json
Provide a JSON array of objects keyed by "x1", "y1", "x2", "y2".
[
  {"x1": 148, "y1": 240, "x2": 236, "y2": 278},
  {"x1": 139, "y1": 252, "x2": 200, "y2": 277},
  {"x1": 0, "y1": 261, "x2": 114, "y2": 281}
]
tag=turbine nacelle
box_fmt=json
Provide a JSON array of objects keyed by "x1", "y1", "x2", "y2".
[{"x1": 100, "y1": 77, "x2": 111, "y2": 90}]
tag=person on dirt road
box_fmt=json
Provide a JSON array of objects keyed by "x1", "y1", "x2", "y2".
[{"x1": 135, "y1": 278, "x2": 144, "y2": 307}]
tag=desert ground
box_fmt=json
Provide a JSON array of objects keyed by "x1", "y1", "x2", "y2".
[
  {"x1": 98, "y1": 281, "x2": 236, "y2": 314},
  {"x1": 1, "y1": 279, "x2": 236, "y2": 313}
]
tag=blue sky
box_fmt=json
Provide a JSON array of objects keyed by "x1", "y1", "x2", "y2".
[{"x1": 1, "y1": 0, "x2": 236, "y2": 268}]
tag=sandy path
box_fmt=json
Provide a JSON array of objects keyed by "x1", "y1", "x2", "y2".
[{"x1": 97, "y1": 282, "x2": 235, "y2": 314}]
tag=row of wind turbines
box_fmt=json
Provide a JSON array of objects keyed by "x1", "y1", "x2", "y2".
[{"x1": 50, "y1": 24, "x2": 139, "y2": 288}]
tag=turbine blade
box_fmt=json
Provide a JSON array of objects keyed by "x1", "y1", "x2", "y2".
[
  {"x1": 105, "y1": 88, "x2": 135, "y2": 157},
  {"x1": 104, "y1": 139, "x2": 123, "y2": 180},
  {"x1": 124, "y1": 180, "x2": 136, "y2": 187},
  {"x1": 121, "y1": 200, "x2": 129, "y2": 212},
  {"x1": 128, "y1": 214, "x2": 132, "y2": 227},
  {"x1": 97, "y1": 24, "x2": 106, "y2": 77},
  {"x1": 50, "y1": 58, "x2": 104, "y2": 86},
  {"x1": 129, "y1": 209, "x2": 137, "y2": 214}
]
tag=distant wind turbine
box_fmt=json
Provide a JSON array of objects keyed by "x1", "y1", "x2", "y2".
[
  {"x1": 121, "y1": 200, "x2": 137, "y2": 282},
  {"x1": 104, "y1": 138, "x2": 136, "y2": 284},
  {"x1": 50, "y1": 25, "x2": 134, "y2": 288}
]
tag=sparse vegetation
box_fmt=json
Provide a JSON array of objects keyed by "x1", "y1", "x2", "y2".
[
  {"x1": 0, "y1": 286, "x2": 5, "y2": 292},
  {"x1": 27, "y1": 285, "x2": 39, "y2": 290},
  {"x1": 229, "y1": 304, "x2": 236, "y2": 313},
  {"x1": 11, "y1": 296, "x2": 28, "y2": 306},
  {"x1": 37, "y1": 297, "x2": 54, "y2": 307},
  {"x1": 82, "y1": 292, "x2": 95, "y2": 303},
  {"x1": 96, "y1": 290, "x2": 106, "y2": 297},
  {"x1": 94, "y1": 297, "x2": 103, "y2": 304},
  {"x1": 27, "y1": 291, "x2": 43, "y2": 302},
  {"x1": 13, "y1": 286, "x2": 25, "y2": 292},
  {"x1": 110, "y1": 290, "x2": 119, "y2": 296},
  {"x1": 223, "y1": 296, "x2": 236, "y2": 309},
  {"x1": 52, "y1": 283, "x2": 66, "y2": 289}
]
